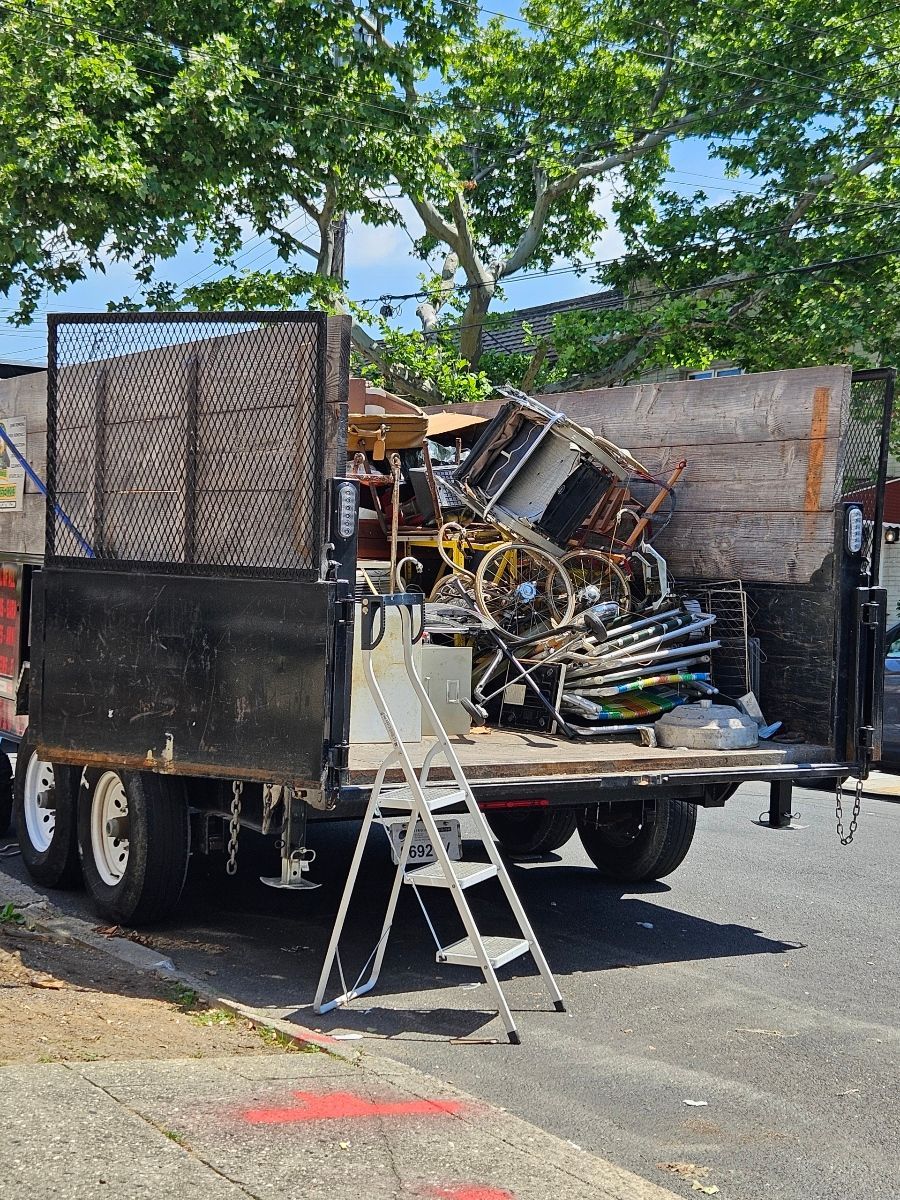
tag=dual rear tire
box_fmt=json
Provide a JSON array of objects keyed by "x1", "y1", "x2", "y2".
[
  {"x1": 13, "y1": 733, "x2": 81, "y2": 889},
  {"x1": 487, "y1": 798, "x2": 698, "y2": 882},
  {"x1": 77, "y1": 769, "x2": 190, "y2": 926},
  {"x1": 12, "y1": 733, "x2": 190, "y2": 925}
]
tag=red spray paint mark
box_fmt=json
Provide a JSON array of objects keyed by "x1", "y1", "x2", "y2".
[
  {"x1": 426, "y1": 1188, "x2": 515, "y2": 1200},
  {"x1": 244, "y1": 1090, "x2": 465, "y2": 1125}
]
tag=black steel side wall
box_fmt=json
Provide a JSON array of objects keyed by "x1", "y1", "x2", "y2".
[{"x1": 33, "y1": 567, "x2": 335, "y2": 787}]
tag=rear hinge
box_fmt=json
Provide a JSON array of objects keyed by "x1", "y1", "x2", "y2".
[
  {"x1": 861, "y1": 600, "x2": 881, "y2": 627},
  {"x1": 334, "y1": 594, "x2": 355, "y2": 624},
  {"x1": 328, "y1": 742, "x2": 350, "y2": 772}
]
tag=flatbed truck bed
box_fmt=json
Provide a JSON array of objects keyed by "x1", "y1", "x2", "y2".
[{"x1": 0, "y1": 314, "x2": 888, "y2": 928}]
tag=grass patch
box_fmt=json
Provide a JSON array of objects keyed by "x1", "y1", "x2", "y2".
[
  {"x1": 255, "y1": 1022, "x2": 317, "y2": 1053},
  {"x1": 192, "y1": 1008, "x2": 236, "y2": 1028},
  {"x1": 0, "y1": 903, "x2": 25, "y2": 926},
  {"x1": 166, "y1": 982, "x2": 200, "y2": 1012},
  {"x1": 161, "y1": 1128, "x2": 188, "y2": 1147}
]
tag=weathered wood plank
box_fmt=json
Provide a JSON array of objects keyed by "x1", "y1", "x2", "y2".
[
  {"x1": 194, "y1": 490, "x2": 316, "y2": 569},
  {"x1": 630, "y1": 437, "x2": 842, "y2": 513},
  {"x1": 658, "y1": 512, "x2": 834, "y2": 584},
  {"x1": 534, "y1": 364, "x2": 850, "y2": 447}
]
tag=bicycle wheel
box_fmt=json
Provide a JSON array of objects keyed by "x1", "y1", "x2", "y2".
[
  {"x1": 474, "y1": 543, "x2": 575, "y2": 641},
  {"x1": 560, "y1": 549, "x2": 631, "y2": 612}
]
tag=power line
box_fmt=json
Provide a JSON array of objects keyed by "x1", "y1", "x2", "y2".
[
  {"x1": 358, "y1": 199, "x2": 900, "y2": 305},
  {"x1": 418, "y1": 244, "x2": 900, "y2": 341}
]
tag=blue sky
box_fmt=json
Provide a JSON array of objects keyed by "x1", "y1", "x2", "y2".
[{"x1": 0, "y1": 1, "x2": 758, "y2": 367}]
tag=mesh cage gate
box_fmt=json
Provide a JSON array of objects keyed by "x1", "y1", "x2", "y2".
[
  {"x1": 842, "y1": 367, "x2": 896, "y2": 583},
  {"x1": 46, "y1": 312, "x2": 329, "y2": 579}
]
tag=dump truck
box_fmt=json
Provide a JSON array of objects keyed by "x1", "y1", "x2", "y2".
[{"x1": 0, "y1": 312, "x2": 888, "y2": 925}]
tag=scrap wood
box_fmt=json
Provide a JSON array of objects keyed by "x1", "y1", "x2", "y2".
[
  {"x1": 657, "y1": 1162, "x2": 719, "y2": 1193},
  {"x1": 94, "y1": 924, "x2": 156, "y2": 948},
  {"x1": 28, "y1": 974, "x2": 65, "y2": 989}
]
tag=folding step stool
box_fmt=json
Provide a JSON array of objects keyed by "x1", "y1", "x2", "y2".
[{"x1": 313, "y1": 593, "x2": 564, "y2": 1043}]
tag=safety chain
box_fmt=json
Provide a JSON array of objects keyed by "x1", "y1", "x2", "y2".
[
  {"x1": 226, "y1": 780, "x2": 243, "y2": 875},
  {"x1": 835, "y1": 775, "x2": 863, "y2": 846},
  {"x1": 261, "y1": 782, "x2": 275, "y2": 836}
]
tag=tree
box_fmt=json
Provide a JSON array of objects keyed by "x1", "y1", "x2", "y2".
[
  {"x1": 405, "y1": 0, "x2": 900, "y2": 369},
  {"x1": 4, "y1": 0, "x2": 900, "y2": 398},
  {"x1": 0, "y1": 0, "x2": 468, "y2": 316}
]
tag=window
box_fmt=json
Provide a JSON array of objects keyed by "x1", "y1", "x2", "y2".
[{"x1": 687, "y1": 367, "x2": 744, "y2": 380}]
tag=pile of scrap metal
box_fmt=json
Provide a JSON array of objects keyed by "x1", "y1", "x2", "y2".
[{"x1": 346, "y1": 380, "x2": 733, "y2": 743}]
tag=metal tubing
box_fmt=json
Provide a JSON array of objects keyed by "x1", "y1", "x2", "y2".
[
  {"x1": 568, "y1": 656, "x2": 711, "y2": 686},
  {"x1": 607, "y1": 639, "x2": 721, "y2": 669},
  {"x1": 586, "y1": 615, "x2": 717, "y2": 668}
]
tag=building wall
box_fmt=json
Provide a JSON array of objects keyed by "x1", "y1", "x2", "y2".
[{"x1": 880, "y1": 534, "x2": 900, "y2": 621}]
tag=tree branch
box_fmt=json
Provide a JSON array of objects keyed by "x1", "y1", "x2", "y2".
[
  {"x1": 409, "y1": 195, "x2": 461, "y2": 252},
  {"x1": 648, "y1": 30, "x2": 676, "y2": 120},
  {"x1": 547, "y1": 91, "x2": 768, "y2": 201},
  {"x1": 417, "y1": 250, "x2": 459, "y2": 330},
  {"x1": 499, "y1": 163, "x2": 551, "y2": 278},
  {"x1": 781, "y1": 144, "x2": 887, "y2": 235},
  {"x1": 349, "y1": 321, "x2": 443, "y2": 404}
]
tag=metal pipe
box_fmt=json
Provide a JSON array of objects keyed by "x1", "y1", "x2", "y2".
[
  {"x1": 602, "y1": 607, "x2": 682, "y2": 640},
  {"x1": 572, "y1": 656, "x2": 711, "y2": 686},
  {"x1": 588, "y1": 615, "x2": 717, "y2": 668},
  {"x1": 608, "y1": 639, "x2": 722, "y2": 669}
]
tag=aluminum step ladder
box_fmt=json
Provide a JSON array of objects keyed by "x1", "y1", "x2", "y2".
[{"x1": 313, "y1": 593, "x2": 564, "y2": 1044}]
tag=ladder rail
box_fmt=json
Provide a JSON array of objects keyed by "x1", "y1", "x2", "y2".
[{"x1": 313, "y1": 595, "x2": 564, "y2": 1040}]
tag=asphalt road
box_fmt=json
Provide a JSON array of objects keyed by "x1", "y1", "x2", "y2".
[{"x1": 2, "y1": 783, "x2": 898, "y2": 1200}]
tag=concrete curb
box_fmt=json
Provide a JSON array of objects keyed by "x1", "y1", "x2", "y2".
[{"x1": 0, "y1": 872, "x2": 683, "y2": 1200}]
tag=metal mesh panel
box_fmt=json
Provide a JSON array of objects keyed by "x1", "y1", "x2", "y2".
[
  {"x1": 46, "y1": 313, "x2": 327, "y2": 578},
  {"x1": 841, "y1": 368, "x2": 895, "y2": 582}
]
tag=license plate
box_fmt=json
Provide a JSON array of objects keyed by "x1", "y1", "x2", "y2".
[{"x1": 387, "y1": 819, "x2": 462, "y2": 866}]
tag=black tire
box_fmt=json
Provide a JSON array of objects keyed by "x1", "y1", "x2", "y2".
[
  {"x1": 13, "y1": 732, "x2": 83, "y2": 888},
  {"x1": 577, "y1": 798, "x2": 697, "y2": 882},
  {"x1": 78, "y1": 768, "x2": 190, "y2": 925},
  {"x1": 486, "y1": 807, "x2": 578, "y2": 856},
  {"x1": 0, "y1": 751, "x2": 12, "y2": 837}
]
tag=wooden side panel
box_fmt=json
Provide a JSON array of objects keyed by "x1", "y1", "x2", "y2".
[
  {"x1": 0, "y1": 372, "x2": 48, "y2": 562},
  {"x1": 429, "y1": 366, "x2": 853, "y2": 746},
  {"x1": 432, "y1": 366, "x2": 850, "y2": 585}
]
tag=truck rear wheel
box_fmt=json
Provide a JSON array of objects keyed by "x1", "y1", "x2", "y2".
[
  {"x1": 13, "y1": 732, "x2": 82, "y2": 888},
  {"x1": 577, "y1": 798, "x2": 697, "y2": 882},
  {"x1": 78, "y1": 769, "x2": 190, "y2": 925},
  {"x1": 486, "y1": 807, "x2": 578, "y2": 856},
  {"x1": 0, "y1": 752, "x2": 12, "y2": 836}
]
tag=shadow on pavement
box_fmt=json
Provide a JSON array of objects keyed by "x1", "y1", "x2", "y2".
[{"x1": 2, "y1": 818, "x2": 804, "y2": 1041}]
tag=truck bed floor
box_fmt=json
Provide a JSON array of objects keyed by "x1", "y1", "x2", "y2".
[{"x1": 347, "y1": 729, "x2": 833, "y2": 786}]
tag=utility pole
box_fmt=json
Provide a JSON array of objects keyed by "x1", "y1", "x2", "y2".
[{"x1": 330, "y1": 214, "x2": 347, "y2": 281}]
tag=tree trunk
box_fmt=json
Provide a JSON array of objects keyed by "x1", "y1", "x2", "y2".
[{"x1": 458, "y1": 283, "x2": 494, "y2": 365}]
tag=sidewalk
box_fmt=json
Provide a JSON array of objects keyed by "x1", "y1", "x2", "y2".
[
  {"x1": 1, "y1": 1052, "x2": 683, "y2": 1200},
  {"x1": 0, "y1": 887, "x2": 681, "y2": 1200}
]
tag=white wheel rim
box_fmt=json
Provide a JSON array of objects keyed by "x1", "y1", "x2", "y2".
[
  {"x1": 91, "y1": 771, "x2": 130, "y2": 886},
  {"x1": 23, "y1": 753, "x2": 56, "y2": 853}
]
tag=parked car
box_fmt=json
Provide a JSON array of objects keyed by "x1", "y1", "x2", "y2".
[{"x1": 882, "y1": 622, "x2": 900, "y2": 768}]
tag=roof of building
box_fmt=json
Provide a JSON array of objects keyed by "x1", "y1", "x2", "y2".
[
  {"x1": 0, "y1": 361, "x2": 45, "y2": 379},
  {"x1": 480, "y1": 289, "x2": 623, "y2": 357}
]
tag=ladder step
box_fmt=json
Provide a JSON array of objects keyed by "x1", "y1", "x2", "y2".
[
  {"x1": 378, "y1": 786, "x2": 467, "y2": 813},
  {"x1": 404, "y1": 860, "x2": 498, "y2": 889},
  {"x1": 437, "y1": 935, "x2": 531, "y2": 969}
]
